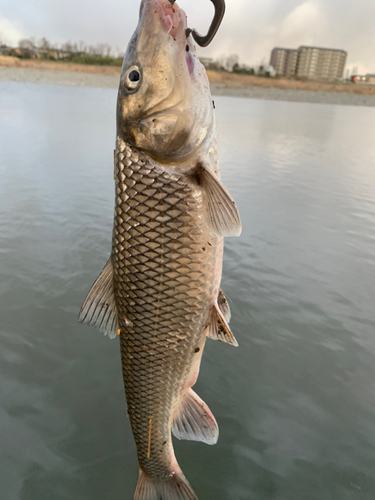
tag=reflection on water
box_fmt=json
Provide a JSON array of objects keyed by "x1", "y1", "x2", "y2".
[{"x1": 1, "y1": 82, "x2": 375, "y2": 500}]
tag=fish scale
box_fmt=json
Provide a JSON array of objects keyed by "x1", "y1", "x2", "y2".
[{"x1": 113, "y1": 138, "x2": 222, "y2": 478}]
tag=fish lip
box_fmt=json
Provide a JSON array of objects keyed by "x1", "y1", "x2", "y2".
[{"x1": 145, "y1": 0, "x2": 185, "y2": 40}]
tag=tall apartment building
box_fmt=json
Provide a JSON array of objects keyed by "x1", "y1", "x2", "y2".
[
  {"x1": 296, "y1": 46, "x2": 347, "y2": 80},
  {"x1": 270, "y1": 46, "x2": 347, "y2": 81},
  {"x1": 270, "y1": 48, "x2": 298, "y2": 77}
]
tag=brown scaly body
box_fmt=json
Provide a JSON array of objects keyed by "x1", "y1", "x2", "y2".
[
  {"x1": 79, "y1": 1, "x2": 241, "y2": 498},
  {"x1": 114, "y1": 139, "x2": 222, "y2": 477}
]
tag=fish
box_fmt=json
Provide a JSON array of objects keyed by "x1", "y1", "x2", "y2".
[{"x1": 79, "y1": 0, "x2": 241, "y2": 498}]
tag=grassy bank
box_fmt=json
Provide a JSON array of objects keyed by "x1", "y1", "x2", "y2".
[
  {"x1": 1, "y1": 55, "x2": 375, "y2": 96},
  {"x1": 0, "y1": 55, "x2": 121, "y2": 76},
  {"x1": 207, "y1": 70, "x2": 375, "y2": 96}
]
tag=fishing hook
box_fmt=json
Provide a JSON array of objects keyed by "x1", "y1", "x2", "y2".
[
  {"x1": 168, "y1": 0, "x2": 226, "y2": 47},
  {"x1": 187, "y1": 0, "x2": 225, "y2": 47}
]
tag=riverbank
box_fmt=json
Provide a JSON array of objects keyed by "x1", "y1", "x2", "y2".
[{"x1": 1, "y1": 56, "x2": 375, "y2": 106}]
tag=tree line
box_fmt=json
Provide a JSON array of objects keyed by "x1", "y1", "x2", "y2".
[
  {"x1": 0, "y1": 33, "x2": 272, "y2": 75},
  {"x1": 0, "y1": 35, "x2": 124, "y2": 66},
  {"x1": 205, "y1": 54, "x2": 273, "y2": 77}
]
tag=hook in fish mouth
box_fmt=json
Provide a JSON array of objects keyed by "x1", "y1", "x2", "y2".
[
  {"x1": 186, "y1": 0, "x2": 225, "y2": 47},
  {"x1": 167, "y1": 0, "x2": 225, "y2": 47}
]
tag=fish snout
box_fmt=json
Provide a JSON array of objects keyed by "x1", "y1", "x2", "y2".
[{"x1": 140, "y1": 0, "x2": 186, "y2": 40}]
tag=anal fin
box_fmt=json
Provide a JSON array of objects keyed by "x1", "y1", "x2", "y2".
[
  {"x1": 207, "y1": 303, "x2": 238, "y2": 347},
  {"x1": 172, "y1": 388, "x2": 218, "y2": 445},
  {"x1": 79, "y1": 258, "x2": 130, "y2": 339}
]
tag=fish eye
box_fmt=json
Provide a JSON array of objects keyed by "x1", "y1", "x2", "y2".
[{"x1": 125, "y1": 66, "x2": 141, "y2": 91}]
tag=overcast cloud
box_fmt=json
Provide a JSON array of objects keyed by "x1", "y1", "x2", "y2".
[{"x1": 0, "y1": 0, "x2": 374, "y2": 74}]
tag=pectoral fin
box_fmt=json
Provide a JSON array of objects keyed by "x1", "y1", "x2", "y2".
[
  {"x1": 79, "y1": 258, "x2": 128, "y2": 339},
  {"x1": 198, "y1": 165, "x2": 242, "y2": 237},
  {"x1": 172, "y1": 388, "x2": 218, "y2": 445},
  {"x1": 207, "y1": 303, "x2": 238, "y2": 347}
]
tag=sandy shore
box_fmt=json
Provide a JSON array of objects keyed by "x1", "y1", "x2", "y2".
[
  {"x1": 210, "y1": 83, "x2": 375, "y2": 107},
  {"x1": 1, "y1": 56, "x2": 375, "y2": 107},
  {"x1": 0, "y1": 66, "x2": 120, "y2": 89}
]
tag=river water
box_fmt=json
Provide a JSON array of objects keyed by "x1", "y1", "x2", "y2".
[{"x1": 1, "y1": 82, "x2": 375, "y2": 500}]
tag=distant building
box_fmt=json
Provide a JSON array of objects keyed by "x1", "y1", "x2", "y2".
[
  {"x1": 351, "y1": 74, "x2": 375, "y2": 84},
  {"x1": 296, "y1": 46, "x2": 347, "y2": 80},
  {"x1": 270, "y1": 45, "x2": 347, "y2": 81},
  {"x1": 270, "y1": 48, "x2": 298, "y2": 77},
  {"x1": 351, "y1": 75, "x2": 367, "y2": 83}
]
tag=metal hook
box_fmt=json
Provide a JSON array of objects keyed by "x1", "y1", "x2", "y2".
[{"x1": 186, "y1": 0, "x2": 226, "y2": 48}]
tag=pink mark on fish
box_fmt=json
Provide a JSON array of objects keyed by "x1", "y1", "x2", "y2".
[{"x1": 186, "y1": 53, "x2": 194, "y2": 75}]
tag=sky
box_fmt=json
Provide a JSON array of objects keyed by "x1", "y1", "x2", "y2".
[{"x1": 0, "y1": 0, "x2": 374, "y2": 74}]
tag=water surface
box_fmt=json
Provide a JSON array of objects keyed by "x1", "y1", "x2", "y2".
[{"x1": 1, "y1": 82, "x2": 375, "y2": 499}]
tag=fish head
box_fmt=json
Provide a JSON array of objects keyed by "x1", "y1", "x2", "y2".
[{"x1": 117, "y1": 0, "x2": 215, "y2": 165}]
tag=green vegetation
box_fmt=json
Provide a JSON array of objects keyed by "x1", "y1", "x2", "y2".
[
  {"x1": 0, "y1": 37, "x2": 125, "y2": 67},
  {"x1": 66, "y1": 54, "x2": 122, "y2": 66},
  {"x1": 232, "y1": 63, "x2": 255, "y2": 75}
]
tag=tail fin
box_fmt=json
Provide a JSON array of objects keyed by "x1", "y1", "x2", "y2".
[{"x1": 134, "y1": 467, "x2": 198, "y2": 500}]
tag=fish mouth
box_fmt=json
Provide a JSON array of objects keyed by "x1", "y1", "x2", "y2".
[
  {"x1": 142, "y1": 0, "x2": 186, "y2": 40},
  {"x1": 157, "y1": 0, "x2": 184, "y2": 39}
]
